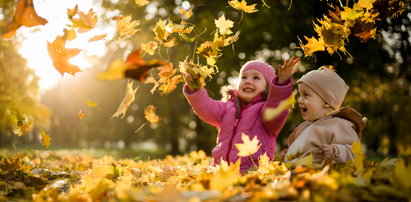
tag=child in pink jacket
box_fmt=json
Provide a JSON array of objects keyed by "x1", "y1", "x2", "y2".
[{"x1": 183, "y1": 57, "x2": 300, "y2": 172}]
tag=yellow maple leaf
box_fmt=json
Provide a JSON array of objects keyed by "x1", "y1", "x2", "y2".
[
  {"x1": 228, "y1": 0, "x2": 258, "y2": 13},
  {"x1": 299, "y1": 36, "x2": 326, "y2": 57},
  {"x1": 210, "y1": 159, "x2": 241, "y2": 191},
  {"x1": 284, "y1": 153, "x2": 313, "y2": 168},
  {"x1": 77, "y1": 109, "x2": 85, "y2": 119},
  {"x1": 179, "y1": 59, "x2": 215, "y2": 89},
  {"x1": 153, "y1": 19, "x2": 176, "y2": 47},
  {"x1": 40, "y1": 130, "x2": 51, "y2": 149},
  {"x1": 63, "y1": 28, "x2": 77, "y2": 41},
  {"x1": 112, "y1": 80, "x2": 139, "y2": 118},
  {"x1": 263, "y1": 92, "x2": 295, "y2": 121},
  {"x1": 215, "y1": 15, "x2": 234, "y2": 35},
  {"x1": 113, "y1": 15, "x2": 140, "y2": 39},
  {"x1": 69, "y1": 8, "x2": 97, "y2": 33},
  {"x1": 144, "y1": 105, "x2": 160, "y2": 123},
  {"x1": 135, "y1": 0, "x2": 149, "y2": 7},
  {"x1": 141, "y1": 41, "x2": 158, "y2": 55},
  {"x1": 356, "y1": 0, "x2": 376, "y2": 10},
  {"x1": 235, "y1": 133, "x2": 261, "y2": 157}
]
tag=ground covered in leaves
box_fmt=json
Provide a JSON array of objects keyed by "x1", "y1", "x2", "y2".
[{"x1": 0, "y1": 150, "x2": 410, "y2": 201}]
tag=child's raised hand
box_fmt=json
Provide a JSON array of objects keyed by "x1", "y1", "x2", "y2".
[
  {"x1": 183, "y1": 73, "x2": 199, "y2": 92},
  {"x1": 321, "y1": 144, "x2": 334, "y2": 159},
  {"x1": 277, "y1": 56, "x2": 300, "y2": 83}
]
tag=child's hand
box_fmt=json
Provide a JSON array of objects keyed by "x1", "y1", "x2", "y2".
[
  {"x1": 277, "y1": 56, "x2": 300, "y2": 83},
  {"x1": 321, "y1": 144, "x2": 334, "y2": 160},
  {"x1": 183, "y1": 73, "x2": 199, "y2": 92}
]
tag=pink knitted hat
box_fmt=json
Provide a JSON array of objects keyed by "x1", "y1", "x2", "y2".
[
  {"x1": 239, "y1": 60, "x2": 276, "y2": 83},
  {"x1": 298, "y1": 66, "x2": 349, "y2": 109}
]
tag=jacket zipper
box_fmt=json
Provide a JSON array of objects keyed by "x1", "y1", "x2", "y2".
[{"x1": 226, "y1": 118, "x2": 240, "y2": 162}]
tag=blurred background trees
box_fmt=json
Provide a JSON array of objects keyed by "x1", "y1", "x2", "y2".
[{"x1": 0, "y1": 0, "x2": 410, "y2": 157}]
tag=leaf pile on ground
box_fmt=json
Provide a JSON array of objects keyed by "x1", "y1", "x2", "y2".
[{"x1": 0, "y1": 150, "x2": 410, "y2": 201}]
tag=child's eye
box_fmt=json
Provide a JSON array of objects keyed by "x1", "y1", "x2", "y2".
[
  {"x1": 241, "y1": 76, "x2": 247, "y2": 79},
  {"x1": 253, "y1": 76, "x2": 261, "y2": 80}
]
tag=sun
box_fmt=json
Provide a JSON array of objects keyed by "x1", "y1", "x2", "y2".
[{"x1": 16, "y1": 0, "x2": 114, "y2": 92}]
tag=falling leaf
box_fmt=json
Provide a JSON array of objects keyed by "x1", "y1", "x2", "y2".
[
  {"x1": 299, "y1": 36, "x2": 326, "y2": 57},
  {"x1": 144, "y1": 105, "x2": 160, "y2": 123},
  {"x1": 77, "y1": 109, "x2": 86, "y2": 119},
  {"x1": 228, "y1": 0, "x2": 258, "y2": 13},
  {"x1": 13, "y1": 112, "x2": 32, "y2": 136},
  {"x1": 112, "y1": 80, "x2": 139, "y2": 118},
  {"x1": 2, "y1": 0, "x2": 48, "y2": 38},
  {"x1": 63, "y1": 28, "x2": 77, "y2": 41},
  {"x1": 40, "y1": 130, "x2": 51, "y2": 149},
  {"x1": 141, "y1": 41, "x2": 158, "y2": 55},
  {"x1": 123, "y1": 48, "x2": 168, "y2": 82},
  {"x1": 135, "y1": 0, "x2": 150, "y2": 7},
  {"x1": 180, "y1": 7, "x2": 193, "y2": 19},
  {"x1": 67, "y1": 4, "x2": 78, "y2": 18},
  {"x1": 153, "y1": 19, "x2": 177, "y2": 47},
  {"x1": 69, "y1": 8, "x2": 97, "y2": 33},
  {"x1": 88, "y1": 34, "x2": 107, "y2": 42},
  {"x1": 352, "y1": 139, "x2": 364, "y2": 174},
  {"x1": 215, "y1": 15, "x2": 234, "y2": 35},
  {"x1": 87, "y1": 100, "x2": 97, "y2": 107},
  {"x1": 179, "y1": 59, "x2": 215, "y2": 89},
  {"x1": 47, "y1": 35, "x2": 82, "y2": 76},
  {"x1": 98, "y1": 59, "x2": 128, "y2": 80},
  {"x1": 113, "y1": 15, "x2": 140, "y2": 39},
  {"x1": 235, "y1": 133, "x2": 261, "y2": 157},
  {"x1": 98, "y1": 49, "x2": 168, "y2": 82},
  {"x1": 263, "y1": 92, "x2": 295, "y2": 121}
]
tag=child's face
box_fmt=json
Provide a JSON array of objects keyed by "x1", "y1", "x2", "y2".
[
  {"x1": 237, "y1": 69, "x2": 267, "y2": 103},
  {"x1": 297, "y1": 83, "x2": 333, "y2": 121}
]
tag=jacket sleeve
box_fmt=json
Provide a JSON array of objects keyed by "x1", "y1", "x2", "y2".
[
  {"x1": 262, "y1": 76, "x2": 293, "y2": 136},
  {"x1": 183, "y1": 85, "x2": 226, "y2": 128},
  {"x1": 329, "y1": 120, "x2": 359, "y2": 163}
]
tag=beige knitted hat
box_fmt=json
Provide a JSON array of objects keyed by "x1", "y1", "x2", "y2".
[{"x1": 297, "y1": 66, "x2": 349, "y2": 109}]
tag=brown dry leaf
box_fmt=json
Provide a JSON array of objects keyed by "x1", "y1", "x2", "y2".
[
  {"x1": 112, "y1": 80, "x2": 139, "y2": 118},
  {"x1": 47, "y1": 35, "x2": 82, "y2": 76},
  {"x1": 144, "y1": 105, "x2": 160, "y2": 123},
  {"x1": 123, "y1": 48, "x2": 168, "y2": 82},
  {"x1": 2, "y1": 0, "x2": 48, "y2": 38}
]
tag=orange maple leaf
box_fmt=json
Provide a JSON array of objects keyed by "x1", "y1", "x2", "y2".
[
  {"x1": 2, "y1": 0, "x2": 48, "y2": 39},
  {"x1": 124, "y1": 48, "x2": 168, "y2": 82},
  {"x1": 47, "y1": 35, "x2": 82, "y2": 76}
]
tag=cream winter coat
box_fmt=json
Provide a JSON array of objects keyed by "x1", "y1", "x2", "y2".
[{"x1": 285, "y1": 107, "x2": 366, "y2": 164}]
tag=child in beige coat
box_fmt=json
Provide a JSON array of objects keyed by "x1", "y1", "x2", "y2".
[{"x1": 283, "y1": 66, "x2": 366, "y2": 164}]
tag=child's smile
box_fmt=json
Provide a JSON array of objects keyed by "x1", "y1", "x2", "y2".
[
  {"x1": 297, "y1": 83, "x2": 333, "y2": 121},
  {"x1": 237, "y1": 69, "x2": 267, "y2": 103}
]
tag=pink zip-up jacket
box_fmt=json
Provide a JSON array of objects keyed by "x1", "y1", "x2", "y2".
[{"x1": 183, "y1": 76, "x2": 292, "y2": 172}]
